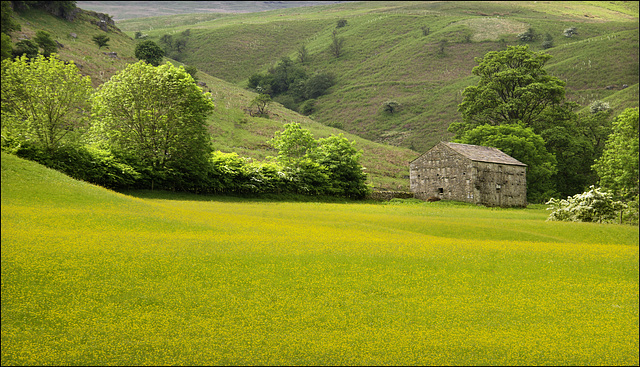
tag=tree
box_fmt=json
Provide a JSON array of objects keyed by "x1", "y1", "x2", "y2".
[
  {"x1": 382, "y1": 100, "x2": 401, "y2": 114},
  {"x1": 34, "y1": 30, "x2": 57, "y2": 56},
  {"x1": 316, "y1": 134, "x2": 369, "y2": 198},
  {"x1": 592, "y1": 108, "x2": 639, "y2": 198},
  {"x1": 1, "y1": 54, "x2": 92, "y2": 150},
  {"x1": 11, "y1": 39, "x2": 38, "y2": 59},
  {"x1": 455, "y1": 124, "x2": 558, "y2": 203},
  {"x1": 546, "y1": 186, "x2": 626, "y2": 223},
  {"x1": 517, "y1": 27, "x2": 537, "y2": 42},
  {"x1": 1, "y1": 32, "x2": 12, "y2": 60},
  {"x1": 1, "y1": 1, "x2": 21, "y2": 34},
  {"x1": 297, "y1": 44, "x2": 309, "y2": 64},
  {"x1": 134, "y1": 40, "x2": 164, "y2": 66},
  {"x1": 336, "y1": 19, "x2": 348, "y2": 28},
  {"x1": 269, "y1": 122, "x2": 317, "y2": 169},
  {"x1": 541, "y1": 33, "x2": 554, "y2": 49},
  {"x1": 328, "y1": 30, "x2": 345, "y2": 58},
  {"x1": 92, "y1": 34, "x2": 110, "y2": 49},
  {"x1": 453, "y1": 45, "x2": 568, "y2": 137},
  {"x1": 91, "y1": 61, "x2": 215, "y2": 185},
  {"x1": 249, "y1": 93, "x2": 272, "y2": 116}
]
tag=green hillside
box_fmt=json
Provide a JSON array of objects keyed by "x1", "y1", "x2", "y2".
[
  {"x1": 6, "y1": 5, "x2": 417, "y2": 190},
  {"x1": 115, "y1": 1, "x2": 639, "y2": 151}
]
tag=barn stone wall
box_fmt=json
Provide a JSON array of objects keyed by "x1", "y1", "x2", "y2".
[{"x1": 410, "y1": 143, "x2": 527, "y2": 207}]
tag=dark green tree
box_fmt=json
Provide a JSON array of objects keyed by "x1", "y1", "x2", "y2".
[
  {"x1": 34, "y1": 30, "x2": 57, "y2": 56},
  {"x1": 452, "y1": 45, "x2": 568, "y2": 137},
  {"x1": 328, "y1": 30, "x2": 345, "y2": 58},
  {"x1": 1, "y1": 1, "x2": 21, "y2": 34},
  {"x1": 134, "y1": 40, "x2": 164, "y2": 66},
  {"x1": 11, "y1": 39, "x2": 38, "y2": 59},
  {"x1": 92, "y1": 34, "x2": 110, "y2": 49},
  {"x1": 1, "y1": 32, "x2": 12, "y2": 60}
]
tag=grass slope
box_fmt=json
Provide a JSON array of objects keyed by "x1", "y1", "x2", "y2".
[
  {"x1": 116, "y1": 1, "x2": 639, "y2": 151},
  {"x1": 2, "y1": 152, "x2": 638, "y2": 365},
  {"x1": 8, "y1": 7, "x2": 417, "y2": 190}
]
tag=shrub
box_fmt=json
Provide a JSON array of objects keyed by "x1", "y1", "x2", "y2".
[
  {"x1": 336, "y1": 19, "x2": 347, "y2": 28},
  {"x1": 546, "y1": 186, "x2": 626, "y2": 223},
  {"x1": 563, "y1": 27, "x2": 578, "y2": 38},
  {"x1": 382, "y1": 100, "x2": 401, "y2": 114}
]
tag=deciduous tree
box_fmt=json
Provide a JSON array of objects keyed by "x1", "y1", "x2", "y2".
[
  {"x1": 1, "y1": 54, "x2": 92, "y2": 150},
  {"x1": 91, "y1": 61, "x2": 215, "y2": 185},
  {"x1": 134, "y1": 40, "x2": 164, "y2": 66}
]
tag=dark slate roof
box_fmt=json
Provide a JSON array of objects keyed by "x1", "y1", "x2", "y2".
[{"x1": 443, "y1": 142, "x2": 527, "y2": 166}]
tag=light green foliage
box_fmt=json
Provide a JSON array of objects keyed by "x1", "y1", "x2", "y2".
[
  {"x1": 1, "y1": 54, "x2": 92, "y2": 150},
  {"x1": 454, "y1": 45, "x2": 568, "y2": 136},
  {"x1": 593, "y1": 107, "x2": 639, "y2": 198},
  {"x1": 269, "y1": 122, "x2": 317, "y2": 168},
  {"x1": 91, "y1": 34, "x2": 110, "y2": 49},
  {"x1": 455, "y1": 124, "x2": 557, "y2": 203},
  {"x1": 316, "y1": 134, "x2": 369, "y2": 198},
  {"x1": 134, "y1": 39, "x2": 164, "y2": 66},
  {"x1": 91, "y1": 61, "x2": 215, "y2": 174},
  {"x1": 249, "y1": 93, "x2": 272, "y2": 116},
  {"x1": 546, "y1": 186, "x2": 626, "y2": 223}
]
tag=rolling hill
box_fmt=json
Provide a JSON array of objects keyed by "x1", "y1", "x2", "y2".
[
  {"x1": 110, "y1": 1, "x2": 639, "y2": 151},
  {"x1": 6, "y1": 4, "x2": 417, "y2": 190}
]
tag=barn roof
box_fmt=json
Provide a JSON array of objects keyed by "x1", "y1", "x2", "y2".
[{"x1": 443, "y1": 142, "x2": 527, "y2": 166}]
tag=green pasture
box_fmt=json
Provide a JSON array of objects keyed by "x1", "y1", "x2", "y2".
[{"x1": 2, "y1": 152, "x2": 638, "y2": 365}]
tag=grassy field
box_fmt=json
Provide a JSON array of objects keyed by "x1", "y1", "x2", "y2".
[{"x1": 2, "y1": 152, "x2": 638, "y2": 365}]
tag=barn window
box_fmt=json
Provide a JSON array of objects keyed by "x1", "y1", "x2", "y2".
[
  {"x1": 496, "y1": 184, "x2": 501, "y2": 191},
  {"x1": 438, "y1": 188, "x2": 444, "y2": 194}
]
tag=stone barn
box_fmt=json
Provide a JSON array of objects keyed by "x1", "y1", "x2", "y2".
[{"x1": 410, "y1": 142, "x2": 527, "y2": 207}]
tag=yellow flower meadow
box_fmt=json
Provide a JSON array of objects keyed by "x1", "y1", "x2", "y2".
[{"x1": 2, "y1": 153, "x2": 638, "y2": 365}]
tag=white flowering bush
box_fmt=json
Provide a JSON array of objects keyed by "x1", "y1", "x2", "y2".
[{"x1": 546, "y1": 186, "x2": 626, "y2": 223}]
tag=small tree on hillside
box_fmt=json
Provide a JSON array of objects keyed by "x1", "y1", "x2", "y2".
[
  {"x1": 134, "y1": 40, "x2": 164, "y2": 66},
  {"x1": 329, "y1": 30, "x2": 345, "y2": 58},
  {"x1": 92, "y1": 34, "x2": 110, "y2": 49},
  {"x1": 34, "y1": 30, "x2": 57, "y2": 56},
  {"x1": 249, "y1": 93, "x2": 272, "y2": 116}
]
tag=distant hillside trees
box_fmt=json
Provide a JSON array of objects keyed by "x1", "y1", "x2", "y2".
[
  {"x1": 134, "y1": 40, "x2": 164, "y2": 66},
  {"x1": 158, "y1": 29, "x2": 190, "y2": 61},
  {"x1": 1, "y1": 54, "x2": 92, "y2": 151},
  {"x1": 247, "y1": 57, "x2": 335, "y2": 113},
  {"x1": 92, "y1": 61, "x2": 215, "y2": 190},
  {"x1": 329, "y1": 30, "x2": 345, "y2": 58}
]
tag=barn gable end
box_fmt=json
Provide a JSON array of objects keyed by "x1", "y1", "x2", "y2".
[{"x1": 410, "y1": 142, "x2": 527, "y2": 207}]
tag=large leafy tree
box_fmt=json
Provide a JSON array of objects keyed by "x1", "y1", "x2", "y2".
[
  {"x1": 593, "y1": 107, "x2": 639, "y2": 198},
  {"x1": 455, "y1": 124, "x2": 557, "y2": 203},
  {"x1": 91, "y1": 62, "x2": 215, "y2": 186},
  {"x1": 452, "y1": 45, "x2": 568, "y2": 137},
  {"x1": 1, "y1": 54, "x2": 92, "y2": 150}
]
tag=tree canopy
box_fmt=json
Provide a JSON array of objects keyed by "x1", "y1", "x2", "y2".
[
  {"x1": 134, "y1": 40, "x2": 164, "y2": 66},
  {"x1": 455, "y1": 124, "x2": 557, "y2": 203},
  {"x1": 91, "y1": 61, "x2": 215, "y2": 186},
  {"x1": 1, "y1": 54, "x2": 92, "y2": 150},
  {"x1": 593, "y1": 107, "x2": 639, "y2": 198},
  {"x1": 453, "y1": 45, "x2": 567, "y2": 136}
]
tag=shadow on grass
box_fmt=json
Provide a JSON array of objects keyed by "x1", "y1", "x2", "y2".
[{"x1": 117, "y1": 189, "x2": 374, "y2": 204}]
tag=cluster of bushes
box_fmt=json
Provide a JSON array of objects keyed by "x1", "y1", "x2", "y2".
[
  {"x1": 546, "y1": 186, "x2": 638, "y2": 224},
  {"x1": 247, "y1": 57, "x2": 335, "y2": 114},
  {"x1": 1, "y1": 54, "x2": 369, "y2": 199}
]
